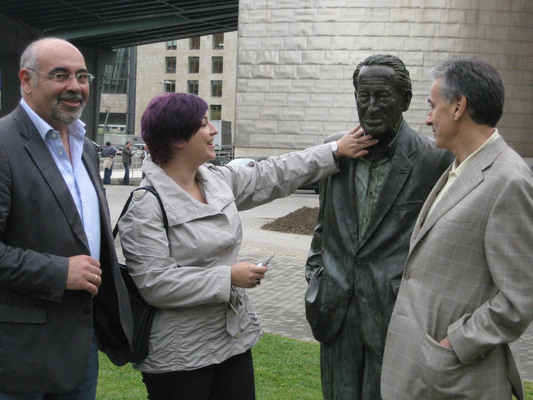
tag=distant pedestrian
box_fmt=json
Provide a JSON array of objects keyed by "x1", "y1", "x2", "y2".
[
  {"x1": 141, "y1": 144, "x2": 148, "y2": 179},
  {"x1": 122, "y1": 141, "x2": 133, "y2": 185},
  {"x1": 101, "y1": 141, "x2": 116, "y2": 184}
]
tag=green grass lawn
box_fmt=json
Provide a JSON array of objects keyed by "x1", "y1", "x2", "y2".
[
  {"x1": 96, "y1": 333, "x2": 533, "y2": 399},
  {"x1": 525, "y1": 381, "x2": 533, "y2": 400}
]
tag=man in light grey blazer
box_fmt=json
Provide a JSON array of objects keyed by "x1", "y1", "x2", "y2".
[{"x1": 381, "y1": 58, "x2": 533, "y2": 399}]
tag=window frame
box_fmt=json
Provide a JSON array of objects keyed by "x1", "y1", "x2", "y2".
[
  {"x1": 213, "y1": 33, "x2": 224, "y2": 50},
  {"x1": 189, "y1": 36, "x2": 200, "y2": 50},
  {"x1": 164, "y1": 80, "x2": 176, "y2": 93},
  {"x1": 165, "y1": 56, "x2": 176, "y2": 73},
  {"x1": 166, "y1": 40, "x2": 177, "y2": 50},
  {"x1": 211, "y1": 80, "x2": 223, "y2": 97},
  {"x1": 187, "y1": 80, "x2": 199, "y2": 95},
  {"x1": 212, "y1": 56, "x2": 223, "y2": 74},
  {"x1": 188, "y1": 56, "x2": 200, "y2": 74},
  {"x1": 210, "y1": 104, "x2": 222, "y2": 120}
]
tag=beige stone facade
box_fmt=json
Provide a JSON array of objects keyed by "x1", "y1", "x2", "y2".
[
  {"x1": 100, "y1": 93, "x2": 127, "y2": 120},
  {"x1": 236, "y1": 0, "x2": 533, "y2": 158},
  {"x1": 134, "y1": 32, "x2": 238, "y2": 140}
]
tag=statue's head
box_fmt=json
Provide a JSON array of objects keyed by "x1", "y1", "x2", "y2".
[{"x1": 353, "y1": 54, "x2": 412, "y2": 144}]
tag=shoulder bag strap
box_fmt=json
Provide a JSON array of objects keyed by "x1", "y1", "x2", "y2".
[{"x1": 113, "y1": 185, "x2": 168, "y2": 239}]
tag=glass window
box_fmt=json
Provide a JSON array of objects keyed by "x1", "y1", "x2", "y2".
[
  {"x1": 189, "y1": 56, "x2": 200, "y2": 73},
  {"x1": 164, "y1": 80, "x2": 176, "y2": 93},
  {"x1": 212, "y1": 57, "x2": 223, "y2": 74},
  {"x1": 211, "y1": 80, "x2": 223, "y2": 97},
  {"x1": 102, "y1": 48, "x2": 129, "y2": 94},
  {"x1": 166, "y1": 57, "x2": 176, "y2": 73},
  {"x1": 213, "y1": 33, "x2": 224, "y2": 50},
  {"x1": 189, "y1": 36, "x2": 200, "y2": 50},
  {"x1": 210, "y1": 105, "x2": 222, "y2": 120},
  {"x1": 166, "y1": 40, "x2": 177, "y2": 50},
  {"x1": 188, "y1": 80, "x2": 199, "y2": 95}
]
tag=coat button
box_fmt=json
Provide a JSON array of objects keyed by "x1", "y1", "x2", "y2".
[
  {"x1": 226, "y1": 246, "x2": 233, "y2": 253},
  {"x1": 234, "y1": 332, "x2": 241, "y2": 339},
  {"x1": 404, "y1": 272, "x2": 410, "y2": 280}
]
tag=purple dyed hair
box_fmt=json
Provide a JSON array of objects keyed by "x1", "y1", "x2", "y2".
[{"x1": 141, "y1": 93, "x2": 208, "y2": 165}]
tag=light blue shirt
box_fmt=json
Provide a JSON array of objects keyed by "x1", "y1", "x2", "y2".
[{"x1": 20, "y1": 99, "x2": 101, "y2": 260}]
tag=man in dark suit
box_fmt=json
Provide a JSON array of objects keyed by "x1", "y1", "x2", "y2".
[
  {"x1": 305, "y1": 54, "x2": 454, "y2": 399},
  {"x1": 0, "y1": 37, "x2": 132, "y2": 399},
  {"x1": 121, "y1": 141, "x2": 133, "y2": 185}
]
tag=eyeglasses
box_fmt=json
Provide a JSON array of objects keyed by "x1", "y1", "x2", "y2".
[{"x1": 27, "y1": 68, "x2": 95, "y2": 85}]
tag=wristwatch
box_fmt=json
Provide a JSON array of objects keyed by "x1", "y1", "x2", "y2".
[{"x1": 330, "y1": 140, "x2": 339, "y2": 163}]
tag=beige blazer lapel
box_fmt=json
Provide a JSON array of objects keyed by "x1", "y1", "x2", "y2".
[
  {"x1": 410, "y1": 166, "x2": 449, "y2": 246},
  {"x1": 412, "y1": 137, "x2": 506, "y2": 246}
]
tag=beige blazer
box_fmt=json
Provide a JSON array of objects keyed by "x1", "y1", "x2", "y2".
[{"x1": 381, "y1": 136, "x2": 533, "y2": 400}]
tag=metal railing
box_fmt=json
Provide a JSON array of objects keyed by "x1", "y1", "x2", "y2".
[{"x1": 99, "y1": 155, "x2": 143, "y2": 171}]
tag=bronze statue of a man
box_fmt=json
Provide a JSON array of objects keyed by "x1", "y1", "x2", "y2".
[{"x1": 305, "y1": 54, "x2": 454, "y2": 399}]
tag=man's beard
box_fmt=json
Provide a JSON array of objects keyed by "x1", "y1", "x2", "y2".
[{"x1": 50, "y1": 94, "x2": 85, "y2": 126}]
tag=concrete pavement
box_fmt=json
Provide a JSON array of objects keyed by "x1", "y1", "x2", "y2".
[{"x1": 104, "y1": 180, "x2": 533, "y2": 382}]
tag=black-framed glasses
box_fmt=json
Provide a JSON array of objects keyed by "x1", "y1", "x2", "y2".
[{"x1": 27, "y1": 68, "x2": 95, "y2": 85}]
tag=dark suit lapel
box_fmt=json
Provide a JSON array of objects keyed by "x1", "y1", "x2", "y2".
[
  {"x1": 411, "y1": 166, "x2": 450, "y2": 243},
  {"x1": 336, "y1": 157, "x2": 360, "y2": 245},
  {"x1": 16, "y1": 107, "x2": 90, "y2": 253},
  {"x1": 359, "y1": 130, "x2": 413, "y2": 247}
]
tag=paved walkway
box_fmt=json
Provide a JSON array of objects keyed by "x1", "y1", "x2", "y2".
[{"x1": 106, "y1": 182, "x2": 533, "y2": 382}]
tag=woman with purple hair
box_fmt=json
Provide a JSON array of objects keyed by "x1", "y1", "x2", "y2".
[{"x1": 118, "y1": 92, "x2": 376, "y2": 399}]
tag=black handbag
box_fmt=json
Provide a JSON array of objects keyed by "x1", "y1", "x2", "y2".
[{"x1": 113, "y1": 185, "x2": 169, "y2": 362}]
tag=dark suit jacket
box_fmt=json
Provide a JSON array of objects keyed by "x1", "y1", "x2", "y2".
[
  {"x1": 305, "y1": 122, "x2": 454, "y2": 346},
  {"x1": 0, "y1": 105, "x2": 133, "y2": 393}
]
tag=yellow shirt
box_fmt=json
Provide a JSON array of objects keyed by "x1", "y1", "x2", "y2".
[{"x1": 427, "y1": 129, "x2": 500, "y2": 217}]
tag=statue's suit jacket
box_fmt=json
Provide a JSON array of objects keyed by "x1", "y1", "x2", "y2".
[
  {"x1": 305, "y1": 123, "x2": 453, "y2": 351},
  {"x1": 0, "y1": 105, "x2": 133, "y2": 393},
  {"x1": 381, "y1": 136, "x2": 533, "y2": 399}
]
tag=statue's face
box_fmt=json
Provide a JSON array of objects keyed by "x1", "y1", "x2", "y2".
[{"x1": 355, "y1": 65, "x2": 406, "y2": 142}]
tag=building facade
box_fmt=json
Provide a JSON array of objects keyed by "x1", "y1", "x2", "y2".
[
  {"x1": 134, "y1": 32, "x2": 238, "y2": 142},
  {"x1": 235, "y1": 0, "x2": 533, "y2": 158}
]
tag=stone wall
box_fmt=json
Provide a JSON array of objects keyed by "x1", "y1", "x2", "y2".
[{"x1": 236, "y1": 0, "x2": 533, "y2": 157}]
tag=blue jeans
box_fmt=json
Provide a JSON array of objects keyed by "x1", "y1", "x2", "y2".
[
  {"x1": 123, "y1": 163, "x2": 130, "y2": 185},
  {"x1": 103, "y1": 165, "x2": 113, "y2": 184},
  {"x1": 0, "y1": 334, "x2": 99, "y2": 400}
]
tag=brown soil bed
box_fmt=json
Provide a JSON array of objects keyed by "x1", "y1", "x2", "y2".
[{"x1": 261, "y1": 206, "x2": 319, "y2": 236}]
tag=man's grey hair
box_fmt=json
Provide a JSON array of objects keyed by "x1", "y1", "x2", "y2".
[
  {"x1": 429, "y1": 57, "x2": 505, "y2": 127},
  {"x1": 19, "y1": 37, "x2": 71, "y2": 94}
]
